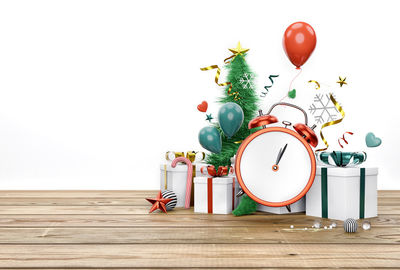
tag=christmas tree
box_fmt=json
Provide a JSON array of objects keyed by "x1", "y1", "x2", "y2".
[{"x1": 205, "y1": 42, "x2": 259, "y2": 168}]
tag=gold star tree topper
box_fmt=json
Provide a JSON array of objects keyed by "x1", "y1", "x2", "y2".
[
  {"x1": 229, "y1": 42, "x2": 249, "y2": 56},
  {"x1": 337, "y1": 76, "x2": 347, "y2": 87}
]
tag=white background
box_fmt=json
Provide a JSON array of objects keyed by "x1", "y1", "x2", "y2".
[{"x1": 0, "y1": 0, "x2": 399, "y2": 189}]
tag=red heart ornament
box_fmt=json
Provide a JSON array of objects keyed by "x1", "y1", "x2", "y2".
[{"x1": 197, "y1": 101, "x2": 208, "y2": 112}]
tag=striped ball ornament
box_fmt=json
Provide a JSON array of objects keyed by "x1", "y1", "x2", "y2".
[
  {"x1": 161, "y1": 190, "x2": 177, "y2": 211},
  {"x1": 344, "y1": 218, "x2": 358, "y2": 233}
]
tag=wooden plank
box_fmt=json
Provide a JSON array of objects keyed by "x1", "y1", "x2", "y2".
[
  {"x1": 0, "y1": 196, "x2": 397, "y2": 206},
  {"x1": 0, "y1": 197, "x2": 147, "y2": 206},
  {"x1": 0, "y1": 205, "x2": 398, "y2": 215},
  {"x1": 377, "y1": 190, "x2": 400, "y2": 197},
  {"x1": 0, "y1": 205, "x2": 159, "y2": 214},
  {"x1": 0, "y1": 269, "x2": 382, "y2": 270},
  {"x1": 0, "y1": 189, "x2": 396, "y2": 198},
  {"x1": 0, "y1": 190, "x2": 156, "y2": 198},
  {"x1": 0, "y1": 226, "x2": 398, "y2": 244},
  {"x1": 0, "y1": 214, "x2": 397, "y2": 228},
  {"x1": 0, "y1": 244, "x2": 399, "y2": 268}
]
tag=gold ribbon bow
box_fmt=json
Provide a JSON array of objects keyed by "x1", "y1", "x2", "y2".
[{"x1": 165, "y1": 151, "x2": 205, "y2": 163}]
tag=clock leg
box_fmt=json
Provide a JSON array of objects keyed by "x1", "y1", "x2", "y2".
[
  {"x1": 236, "y1": 189, "x2": 244, "y2": 197},
  {"x1": 286, "y1": 204, "x2": 292, "y2": 213}
]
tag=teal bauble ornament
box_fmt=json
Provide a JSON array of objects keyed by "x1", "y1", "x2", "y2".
[
  {"x1": 218, "y1": 102, "x2": 244, "y2": 138},
  {"x1": 198, "y1": 126, "x2": 222, "y2": 153}
]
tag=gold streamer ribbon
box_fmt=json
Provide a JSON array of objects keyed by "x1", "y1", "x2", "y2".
[
  {"x1": 224, "y1": 54, "x2": 235, "y2": 64},
  {"x1": 200, "y1": 65, "x2": 241, "y2": 101},
  {"x1": 308, "y1": 80, "x2": 320, "y2": 90},
  {"x1": 315, "y1": 94, "x2": 345, "y2": 152}
]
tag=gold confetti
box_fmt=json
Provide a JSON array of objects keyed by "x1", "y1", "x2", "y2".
[
  {"x1": 308, "y1": 80, "x2": 320, "y2": 90},
  {"x1": 336, "y1": 76, "x2": 347, "y2": 87}
]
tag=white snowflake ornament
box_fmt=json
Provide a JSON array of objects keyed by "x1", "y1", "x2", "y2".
[
  {"x1": 309, "y1": 94, "x2": 340, "y2": 124},
  {"x1": 237, "y1": 73, "x2": 255, "y2": 89}
]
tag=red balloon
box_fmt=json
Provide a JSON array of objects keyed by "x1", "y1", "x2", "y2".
[{"x1": 283, "y1": 22, "x2": 316, "y2": 69}]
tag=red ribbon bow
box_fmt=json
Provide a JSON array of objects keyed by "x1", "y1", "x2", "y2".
[{"x1": 205, "y1": 165, "x2": 231, "y2": 177}]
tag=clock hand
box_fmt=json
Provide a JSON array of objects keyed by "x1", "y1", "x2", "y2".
[
  {"x1": 275, "y1": 148, "x2": 282, "y2": 165},
  {"x1": 275, "y1": 143, "x2": 288, "y2": 165}
]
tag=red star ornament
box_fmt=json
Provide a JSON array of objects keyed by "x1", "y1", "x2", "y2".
[{"x1": 146, "y1": 190, "x2": 173, "y2": 213}]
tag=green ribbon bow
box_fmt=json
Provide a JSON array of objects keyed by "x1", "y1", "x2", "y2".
[{"x1": 317, "y1": 151, "x2": 367, "y2": 167}]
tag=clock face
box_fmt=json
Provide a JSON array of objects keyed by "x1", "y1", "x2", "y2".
[{"x1": 236, "y1": 128, "x2": 315, "y2": 205}]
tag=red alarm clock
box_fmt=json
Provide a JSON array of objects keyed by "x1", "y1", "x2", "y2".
[{"x1": 235, "y1": 102, "x2": 318, "y2": 209}]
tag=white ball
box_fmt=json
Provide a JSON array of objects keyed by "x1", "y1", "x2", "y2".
[
  {"x1": 313, "y1": 221, "x2": 321, "y2": 229},
  {"x1": 362, "y1": 221, "x2": 371, "y2": 230}
]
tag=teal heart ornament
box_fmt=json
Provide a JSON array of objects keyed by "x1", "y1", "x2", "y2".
[
  {"x1": 365, "y1": 132, "x2": 382, "y2": 148},
  {"x1": 198, "y1": 126, "x2": 222, "y2": 153}
]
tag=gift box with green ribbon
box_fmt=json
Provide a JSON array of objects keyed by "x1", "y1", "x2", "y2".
[{"x1": 306, "y1": 166, "x2": 378, "y2": 221}]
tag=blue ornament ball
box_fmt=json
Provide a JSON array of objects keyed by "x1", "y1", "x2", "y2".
[
  {"x1": 161, "y1": 190, "x2": 177, "y2": 211},
  {"x1": 344, "y1": 218, "x2": 358, "y2": 233}
]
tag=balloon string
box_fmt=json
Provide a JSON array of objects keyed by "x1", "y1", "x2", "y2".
[
  {"x1": 289, "y1": 68, "x2": 302, "y2": 91},
  {"x1": 278, "y1": 68, "x2": 302, "y2": 102}
]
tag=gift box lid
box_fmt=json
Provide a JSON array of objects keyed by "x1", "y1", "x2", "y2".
[
  {"x1": 160, "y1": 163, "x2": 208, "y2": 172},
  {"x1": 194, "y1": 176, "x2": 234, "y2": 185},
  {"x1": 316, "y1": 166, "x2": 378, "y2": 177}
]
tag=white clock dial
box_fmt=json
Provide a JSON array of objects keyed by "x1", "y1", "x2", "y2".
[{"x1": 239, "y1": 130, "x2": 312, "y2": 203}]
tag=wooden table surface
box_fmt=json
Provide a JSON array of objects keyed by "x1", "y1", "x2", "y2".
[{"x1": 0, "y1": 190, "x2": 399, "y2": 269}]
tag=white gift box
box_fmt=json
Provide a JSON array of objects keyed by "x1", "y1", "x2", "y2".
[
  {"x1": 257, "y1": 197, "x2": 305, "y2": 214},
  {"x1": 160, "y1": 163, "x2": 205, "y2": 208},
  {"x1": 194, "y1": 176, "x2": 240, "y2": 214},
  {"x1": 306, "y1": 166, "x2": 378, "y2": 221}
]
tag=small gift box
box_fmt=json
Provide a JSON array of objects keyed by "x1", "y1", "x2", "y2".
[
  {"x1": 194, "y1": 166, "x2": 240, "y2": 214},
  {"x1": 257, "y1": 198, "x2": 305, "y2": 214},
  {"x1": 160, "y1": 151, "x2": 206, "y2": 208},
  {"x1": 306, "y1": 166, "x2": 378, "y2": 220}
]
